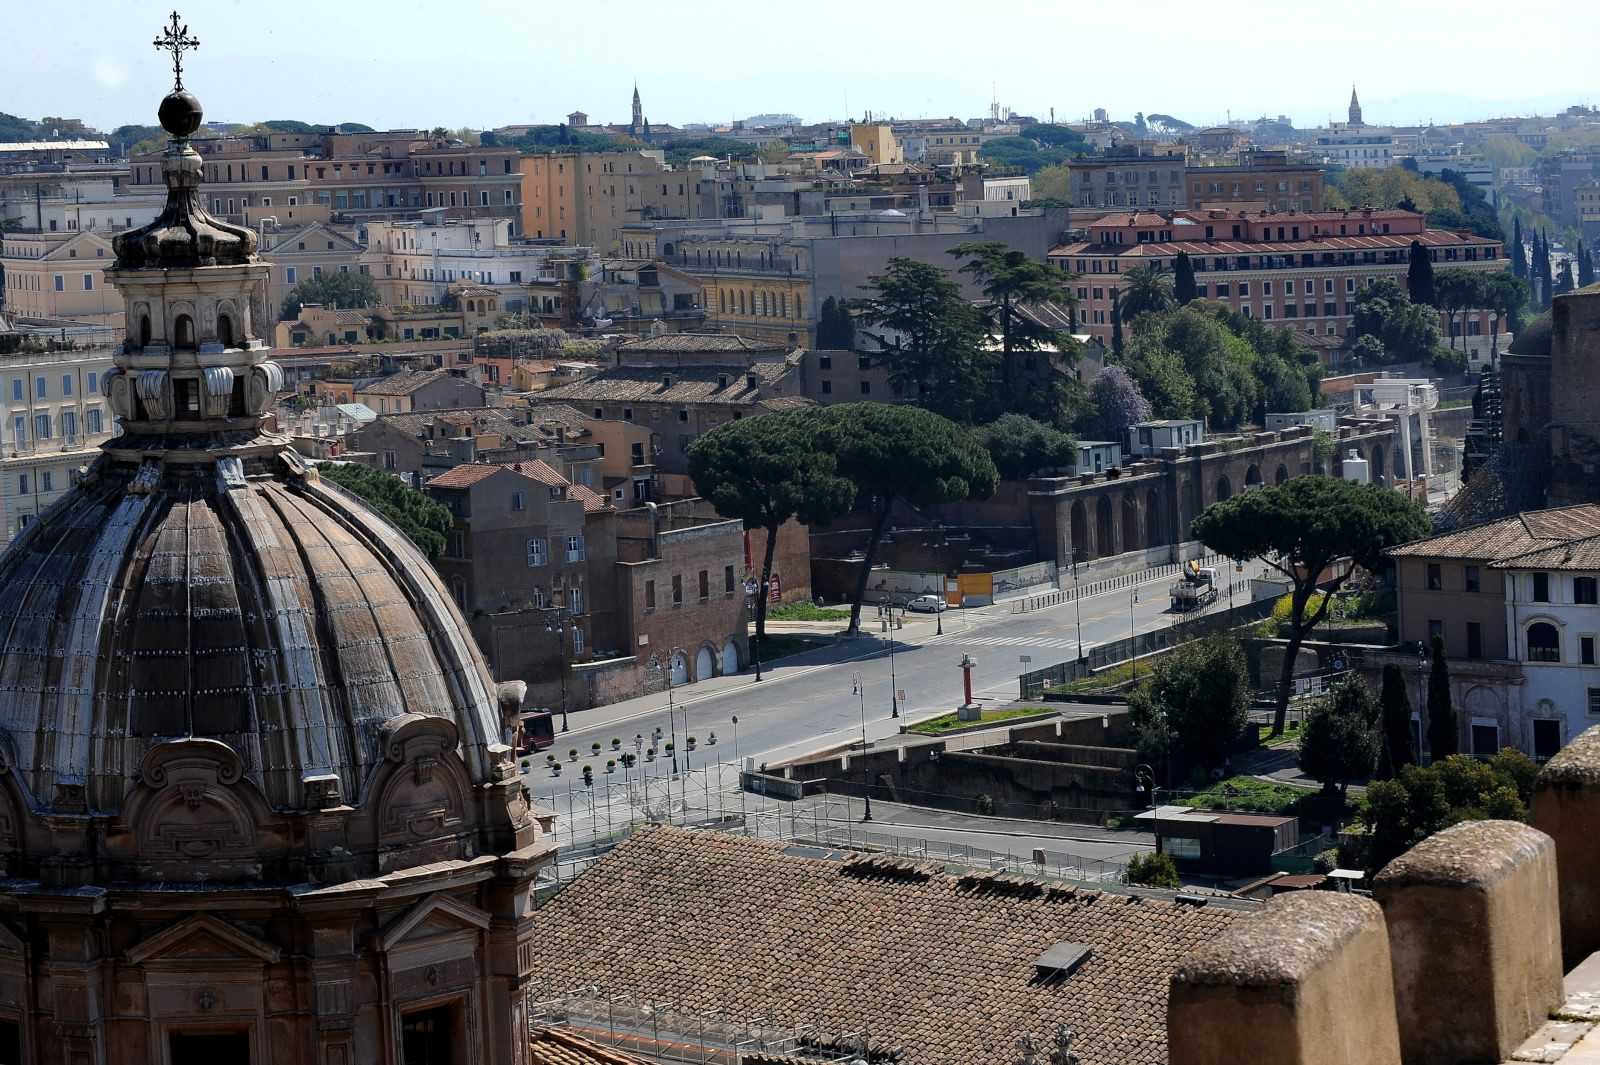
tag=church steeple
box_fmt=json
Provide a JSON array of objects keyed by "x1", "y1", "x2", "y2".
[
  {"x1": 1348, "y1": 85, "x2": 1364, "y2": 127},
  {"x1": 631, "y1": 82, "x2": 644, "y2": 136}
]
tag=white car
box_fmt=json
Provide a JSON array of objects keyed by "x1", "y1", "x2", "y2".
[{"x1": 907, "y1": 594, "x2": 947, "y2": 613}]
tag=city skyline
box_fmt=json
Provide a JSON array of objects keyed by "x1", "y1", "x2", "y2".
[{"x1": 10, "y1": 0, "x2": 1599, "y2": 135}]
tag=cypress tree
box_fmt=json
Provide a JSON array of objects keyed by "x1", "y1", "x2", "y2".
[
  {"x1": 1426, "y1": 634, "x2": 1458, "y2": 759},
  {"x1": 1376, "y1": 664, "x2": 1414, "y2": 780},
  {"x1": 817, "y1": 296, "x2": 840, "y2": 348},
  {"x1": 1581, "y1": 242, "x2": 1595, "y2": 288},
  {"x1": 1557, "y1": 259, "x2": 1577, "y2": 296},
  {"x1": 1110, "y1": 291, "x2": 1123, "y2": 357},
  {"x1": 1511, "y1": 216, "x2": 1526, "y2": 278},
  {"x1": 1407, "y1": 240, "x2": 1435, "y2": 305},
  {"x1": 1173, "y1": 251, "x2": 1198, "y2": 305},
  {"x1": 1538, "y1": 233, "x2": 1555, "y2": 308}
]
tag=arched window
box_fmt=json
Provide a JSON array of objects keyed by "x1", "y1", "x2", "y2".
[
  {"x1": 1527, "y1": 622, "x2": 1561, "y2": 663},
  {"x1": 1215, "y1": 475, "x2": 1232, "y2": 502},
  {"x1": 217, "y1": 313, "x2": 235, "y2": 349},
  {"x1": 1275, "y1": 464, "x2": 1289, "y2": 485},
  {"x1": 173, "y1": 314, "x2": 195, "y2": 350}
]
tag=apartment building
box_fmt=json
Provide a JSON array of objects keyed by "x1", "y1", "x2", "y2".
[
  {"x1": 352, "y1": 368, "x2": 484, "y2": 415},
  {"x1": 0, "y1": 229, "x2": 123, "y2": 327},
  {"x1": 1186, "y1": 159, "x2": 1324, "y2": 213},
  {"x1": 353, "y1": 406, "x2": 602, "y2": 489},
  {"x1": 1048, "y1": 208, "x2": 1505, "y2": 346},
  {"x1": 259, "y1": 221, "x2": 367, "y2": 322},
  {"x1": 519, "y1": 150, "x2": 701, "y2": 253},
  {"x1": 425, "y1": 461, "x2": 599, "y2": 711},
  {"x1": 128, "y1": 130, "x2": 522, "y2": 230},
  {"x1": 0, "y1": 344, "x2": 117, "y2": 545},
  {"x1": 1388, "y1": 505, "x2": 1600, "y2": 760},
  {"x1": 1066, "y1": 146, "x2": 1189, "y2": 214},
  {"x1": 364, "y1": 218, "x2": 583, "y2": 311},
  {"x1": 1313, "y1": 126, "x2": 1400, "y2": 169},
  {"x1": 0, "y1": 168, "x2": 162, "y2": 236},
  {"x1": 622, "y1": 206, "x2": 1066, "y2": 346}
]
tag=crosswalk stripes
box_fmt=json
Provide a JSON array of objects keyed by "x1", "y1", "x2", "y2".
[{"x1": 962, "y1": 635, "x2": 1078, "y2": 649}]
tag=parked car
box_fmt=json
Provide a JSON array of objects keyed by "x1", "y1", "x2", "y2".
[{"x1": 907, "y1": 594, "x2": 947, "y2": 613}]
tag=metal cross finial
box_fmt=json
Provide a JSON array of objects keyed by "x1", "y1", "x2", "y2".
[{"x1": 153, "y1": 11, "x2": 200, "y2": 91}]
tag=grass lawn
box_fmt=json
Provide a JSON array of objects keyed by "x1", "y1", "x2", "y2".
[
  {"x1": 908, "y1": 706, "x2": 1054, "y2": 735},
  {"x1": 1176, "y1": 776, "x2": 1311, "y2": 815},
  {"x1": 1044, "y1": 658, "x2": 1147, "y2": 695},
  {"x1": 750, "y1": 634, "x2": 821, "y2": 663},
  {"x1": 767, "y1": 601, "x2": 850, "y2": 622},
  {"x1": 1258, "y1": 721, "x2": 1302, "y2": 749}
]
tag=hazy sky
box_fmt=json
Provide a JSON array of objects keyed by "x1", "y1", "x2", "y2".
[{"x1": 14, "y1": 0, "x2": 1600, "y2": 134}]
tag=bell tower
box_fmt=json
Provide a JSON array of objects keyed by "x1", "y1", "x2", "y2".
[
  {"x1": 632, "y1": 82, "x2": 643, "y2": 136},
  {"x1": 1349, "y1": 85, "x2": 1364, "y2": 128},
  {"x1": 104, "y1": 11, "x2": 282, "y2": 446}
]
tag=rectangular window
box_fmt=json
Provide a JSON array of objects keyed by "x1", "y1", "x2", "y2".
[
  {"x1": 1591, "y1": 689, "x2": 1600, "y2": 717},
  {"x1": 511, "y1": 491, "x2": 525, "y2": 512},
  {"x1": 1577, "y1": 577, "x2": 1598, "y2": 604},
  {"x1": 17, "y1": 473, "x2": 28, "y2": 494},
  {"x1": 1534, "y1": 572, "x2": 1551, "y2": 602},
  {"x1": 1467, "y1": 622, "x2": 1483, "y2": 660},
  {"x1": 35, "y1": 376, "x2": 46, "y2": 399},
  {"x1": 82, "y1": 273, "x2": 93, "y2": 291},
  {"x1": 1583, "y1": 635, "x2": 1596, "y2": 666},
  {"x1": 565, "y1": 534, "x2": 585, "y2": 562},
  {"x1": 698, "y1": 569, "x2": 709, "y2": 600},
  {"x1": 672, "y1": 574, "x2": 683, "y2": 605},
  {"x1": 1471, "y1": 722, "x2": 1500, "y2": 757},
  {"x1": 62, "y1": 374, "x2": 72, "y2": 396},
  {"x1": 526, "y1": 537, "x2": 547, "y2": 567},
  {"x1": 573, "y1": 625, "x2": 584, "y2": 654},
  {"x1": 645, "y1": 579, "x2": 656, "y2": 610},
  {"x1": 53, "y1": 274, "x2": 63, "y2": 291},
  {"x1": 724, "y1": 565, "x2": 735, "y2": 594},
  {"x1": 40, "y1": 471, "x2": 51, "y2": 492},
  {"x1": 61, "y1": 409, "x2": 76, "y2": 442},
  {"x1": 87, "y1": 371, "x2": 97, "y2": 393},
  {"x1": 1535, "y1": 719, "x2": 1563, "y2": 760},
  {"x1": 568, "y1": 586, "x2": 583, "y2": 615},
  {"x1": 33, "y1": 413, "x2": 50, "y2": 440},
  {"x1": 286, "y1": 266, "x2": 297, "y2": 284},
  {"x1": 10, "y1": 379, "x2": 20, "y2": 402},
  {"x1": 87, "y1": 408, "x2": 102, "y2": 434},
  {"x1": 1426, "y1": 563, "x2": 1442, "y2": 590},
  {"x1": 1465, "y1": 565, "x2": 1480, "y2": 593}
]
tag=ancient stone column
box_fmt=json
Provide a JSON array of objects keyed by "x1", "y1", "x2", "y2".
[
  {"x1": 1169, "y1": 891, "x2": 1401, "y2": 1065},
  {"x1": 1374, "y1": 819, "x2": 1562, "y2": 1065}
]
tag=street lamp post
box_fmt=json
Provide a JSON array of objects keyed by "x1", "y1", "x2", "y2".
[
  {"x1": 732, "y1": 714, "x2": 745, "y2": 828},
  {"x1": 1073, "y1": 556, "x2": 1086, "y2": 662},
  {"x1": 1136, "y1": 763, "x2": 1161, "y2": 856},
  {"x1": 1129, "y1": 587, "x2": 1140, "y2": 680},
  {"x1": 744, "y1": 578, "x2": 765, "y2": 682},
  {"x1": 888, "y1": 611, "x2": 900, "y2": 719},
  {"x1": 853, "y1": 672, "x2": 872, "y2": 821},
  {"x1": 545, "y1": 607, "x2": 573, "y2": 732}
]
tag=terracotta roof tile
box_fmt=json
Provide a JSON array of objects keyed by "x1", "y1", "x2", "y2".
[
  {"x1": 357, "y1": 369, "x2": 455, "y2": 396},
  {"x1": 424, "y1": 463, "x2": 503, "y2": 489},
  {"x1": 540, "y1": 363, "x2": 795, "y2": 405},
  {"x1": 535, "y1": 826, "x2": 1245, "y2": 1065},
  {"x1": 616, "y1": 333, "x2": 790, "y2": 355},
  {"x1": 1389, "y1": 504, "x2": 1600, "y2": 562},
  {"x1": 529, "y1": 1028, "x2": 650, "y2": 1065},
  {"x1": 569, "y1": 483, "x2": 610, "y2": 513}
]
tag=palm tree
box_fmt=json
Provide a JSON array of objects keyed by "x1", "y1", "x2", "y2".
[{"x1": 1118, "y1": 266, "x2": 1176, "y2": 322}]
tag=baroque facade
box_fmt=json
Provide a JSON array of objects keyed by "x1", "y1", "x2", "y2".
[{"x1": 0, "y1": 27, "x2": 552, "y2": 1065}]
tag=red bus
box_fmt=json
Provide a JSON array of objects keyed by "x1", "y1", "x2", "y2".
[{"x1": 517, "y1": 711, "x2": 556, "y2": 754}]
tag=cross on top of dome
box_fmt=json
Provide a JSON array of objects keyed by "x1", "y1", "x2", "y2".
[{"x1": 153, "y1": 11, "x2": 199, "y2": 92}]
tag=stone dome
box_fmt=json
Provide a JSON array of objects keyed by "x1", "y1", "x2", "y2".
[{"x1": 0, "y1": 449, "x2": 511, "y2": 820}]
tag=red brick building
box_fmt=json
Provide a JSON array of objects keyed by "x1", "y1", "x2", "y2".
[{"x1": 1049, "y1": 207, "x2": 1505, "y2": 346}]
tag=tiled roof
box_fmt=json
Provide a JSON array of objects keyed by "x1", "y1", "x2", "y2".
[
  {"x1": 1389, "y1": 504, "x2": 1600, "y2": 562},
  {"x1": 535, "y1": 827, "x2": 1244, "y2": 1065},
  {"x1": 569, "y1": 483, "x2": 610, "y2": 513},
  {"x1": 1049, "y1": 227, "x2": 1495, "y2": 259},
  {"x1": 363, "y1": 407, "x2": 539, "y2": 441},
  {"x1": 1491, "y1": 535, "x2": 1600, "y2": 571},
  {"x1": 539, "y1": 362, "x2": 795, "y2": 405},
  {"x1": 528, "y1": 1028, "x2": 649, "y2": 1065},
  {"x1": 616, "y1": 333, "x2": 790, "y2": 355},
  {"x1": 505, "y1": 459, "x2": 567, "y2": 488},
  {"x1": 357, "y1": 369, "x2": 454, "y2": 396},
  {"x1": 425, "y1": 463, "x2": 504, "y2": 488}
]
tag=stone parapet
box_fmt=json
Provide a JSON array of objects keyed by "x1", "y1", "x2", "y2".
[
  {"x1": 1374, "y1": 819, "x2": 1562, "y2": 1065},
  {"x1": 1168, "y1": 891, "x2": 1401, "y2": 1065},
  {"x1": 1536, "y1": 726, "x2": 1600, "y2": 967}
]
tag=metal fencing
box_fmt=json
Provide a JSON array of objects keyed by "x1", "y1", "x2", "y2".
[{"x1": 1019, "y1": 594, "x2": 1278, "y2": 698}]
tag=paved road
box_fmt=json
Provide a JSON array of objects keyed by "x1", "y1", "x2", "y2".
[{"x1": 524, "y1": 566, "x2": 1252, "y2": 786}]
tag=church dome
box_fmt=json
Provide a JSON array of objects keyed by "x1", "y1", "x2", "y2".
[{"x1": 0, "y1": 450, "x2": 508, "y2": 819}]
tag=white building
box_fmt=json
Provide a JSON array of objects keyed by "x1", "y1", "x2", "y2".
[
  {"x1": 364, "y1": 218, "x2": 590, "y2": 311},
  {"x1": 0, "y1": 169, "x2": 163, "y2": 235},
  {"x1": 1314, "y1": 125, "x2": 1399, "y2": 169},
  {"x1": 0, "y1": 344, "x2": 118, "y2": 545},
  {"x1": 1498, "y1": 545, "x2": 1600, "y2": 761}
]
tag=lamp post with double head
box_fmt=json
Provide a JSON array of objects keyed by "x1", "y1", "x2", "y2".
[
  {"x1": 743, "y1": 577, "x2": 765, "y2": 682},
  {"x1": 853, "y1": 671, "x2": 872, "y2": 822},
  {"x1": 545, "y1": 606, "x2": 572, "y2": 732},
  {"x1": 1135, "y1": 763, "x2": 1160, "y2": 857}
]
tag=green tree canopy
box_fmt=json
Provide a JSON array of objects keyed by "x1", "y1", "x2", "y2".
[
  {"x1": 280, "y1": 270, "x2": 380, "y2": 320},
  {"x1": 974, "y1": 414, "x2": 1077, "y2": 480},
  {"x1": 1348, "y1": 279, "x2": 1442, "y2": 364},
  {"x1": 1191, "y1": 477, "x2": 1430, "y2": 734},
  {"x1": 320, "y1": 463, "x2": 454, "y2": 560},
  {"x1": 1173, "y1": 252, "x2": 1198, "y2": 305},
  {"x1": 1127, "y1": 635, "x2": 1251, "y2": 773},
  {"x1": 1362, "y1": 751, "x2": 1537, "y2": 869},
  {"x1": 850, "y1": 258, "x2": 996, "y2": 423},
  {"x1": 817, "y1": 403, "x2": 998, "y2": 633},
  {"x1": 688, "y1": 409, "x2": 856, "y2": 637},
  {"x1": 1299, "y1": 677, "x2": 1380, "y2": 798},
  {"x1": 1119, "y1": 266, "x2": 1177, "y2": 321}
]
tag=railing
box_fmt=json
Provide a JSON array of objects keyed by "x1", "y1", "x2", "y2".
[{"x1": 1020, "y1": 593, "x2": 1278, "y2": 699}]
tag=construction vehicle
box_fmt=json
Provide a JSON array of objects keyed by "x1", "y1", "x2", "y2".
[{"x1": 1170, "y1": 562, "x2": 1219, "y2": 612}]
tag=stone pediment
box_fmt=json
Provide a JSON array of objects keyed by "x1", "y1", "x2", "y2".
[
  {"x1": 126, "y1": 913, "x2": 282, "y2": 967},
  {"x1": 379, "y1": 893, "x2": 490, "y2": 953}
]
